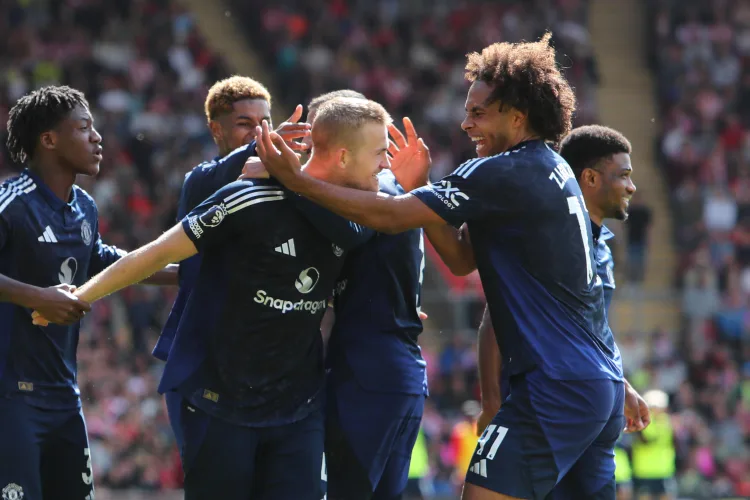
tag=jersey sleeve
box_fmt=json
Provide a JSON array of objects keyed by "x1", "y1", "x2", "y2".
[
  {"x1": 89, "y1": 220, "x2": 127, "y2": 276},
  {"x1": 181, "y1": 180, "x2": 285, "y2": 252},
  {"x1": 177, "y1": 141, "x2": 258, "y2": 222},
  {"x1": 411, "y1": 156, "x2": 519, "y2": 227},
  {"x1": 292, "y1": 195, "x2": 374, "y2": 250},
  {"x1": 0, "y1": 209, "x2": 10, "y2": 251}
]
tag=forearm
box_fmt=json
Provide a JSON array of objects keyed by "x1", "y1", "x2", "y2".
[
  {"x1": 0, "y1": 274, "x2": 45, "y2": 309},
  {"x1": 287, "y1": 173, "x2": 417, "y2": 234},
  {"x1": 293, "y1": 195, "x2": 374, "y2": 249},
  {"x1": 478, "y1": 306, "x2": 502, "y2": 410},
  {"x1": 77, "y1": 226, "x2": 195, "y2": 303},
  {"x1": 425, "y1": 223, "x2": 476, "y2": 276},
  {"x1": 141, "y1": 264, "x2": 180, "y2": 286}
]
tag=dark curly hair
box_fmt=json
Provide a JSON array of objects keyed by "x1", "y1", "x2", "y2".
[
  {"x1": 559, "y1": 125, "x2": 632, "y2": 180},
  {"x1": 6, "y1": 85, "x2": 89, "y2": 164},
  {"x1": 465, "y1": 32, "x2": 576, "y2": 145}
]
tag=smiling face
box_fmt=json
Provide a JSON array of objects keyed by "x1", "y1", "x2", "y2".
[
  {"x1": 210, "y1": 98, "x2": 271, "y2": 157},
  {"x1": 583, "y1": 152, "x2": 637, "y2": 222},
  {"x1": 343, "y1": 121, "x2": 390, "y2": 192},
  {"x1": 461, "y1": 80, "x2": 527, "y2": 157}
]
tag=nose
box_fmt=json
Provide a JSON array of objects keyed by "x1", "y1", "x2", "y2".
[
  {"x1": 91, "y1": 127, "x2": 102, "y2": 143},
  {"x1": 382, "y1": 155, "x2": 392, "y2": 170},
  {"x1": 461, "y1": 115, "x2": 472, "y2": 132},
  {"x1": 626, "y1": 178, "x2": 636, "y2": 194}
]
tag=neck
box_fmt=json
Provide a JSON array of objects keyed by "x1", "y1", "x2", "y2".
[
  {"x1": 510, "y1": 130, "x2": 540, "y2": 150},
  {"x1": 302, "y1": 155, "x2": 340, "y2": 185},
  {"x1": 587, "y1": 202, "x2": 605, "y2": 227},
  {"x1": 29, "y1": 161, "x2": 76, "y2": 203}
]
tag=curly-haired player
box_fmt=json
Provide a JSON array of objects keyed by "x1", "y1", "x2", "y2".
[{"x1": 255, "y1": 33, "x2": 626, "y2": 500}]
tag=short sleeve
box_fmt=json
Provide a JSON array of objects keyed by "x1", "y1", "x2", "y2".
[
  {"x1": 181, "y1": 180, "x2": 286, "y2": 252},
  {"x1": 411, "y1": 157, "x2": 509, "y2": 227}
]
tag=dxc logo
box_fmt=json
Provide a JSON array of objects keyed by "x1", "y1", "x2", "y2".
[{"x1": 432, "y1": 181, "x2": 469, "y2": 208}]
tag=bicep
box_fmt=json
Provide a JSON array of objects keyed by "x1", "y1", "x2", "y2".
[{"x1": 161, "y1": 224, "x2": 199, "y2": 263}]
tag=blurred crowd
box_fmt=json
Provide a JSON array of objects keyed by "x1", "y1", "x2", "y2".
[
  {"x1": 0, "y1": 0, "x2": 599, "y2": 494},
  {"x1": 5, "y1": 0, "x2": 744, "y2": 498},
  {"x1": 645, "y1": 0, "x2": 750, "y2": 497},
  {"x1": 0, "y1": 0, "x2": 227, "y2": 490}
]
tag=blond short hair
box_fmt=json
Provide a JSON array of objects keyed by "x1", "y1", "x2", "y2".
[
  {"x1": 311, "y1": 97, "x2": 391, "y2": 152},
  {"x1": 204, "y1": 76, "x2": 271, "y2": 122}
]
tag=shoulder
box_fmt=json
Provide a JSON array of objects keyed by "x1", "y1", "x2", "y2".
[
  {"x1": 212, "y1": 142, "x2": 257, "y2": 182},
  {"x1": 0, "y1": 172, "x2": 38, "y2": 217},
  {"x1": 211, "y1": 179, "x2": 288, "y2": 215}
]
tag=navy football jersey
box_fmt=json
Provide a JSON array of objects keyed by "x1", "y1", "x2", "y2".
[
  {"x1": 154, "y1": 142, "x2": 373, "y2": 362},
  {"x1": 593, "y1": 223, "x2": 616, "y2": 315},
  {"x1": 154, "y1": 143, "x2": 257, "y2": 361},
  {"x1": 167, "y1": 178, "x2": 350, "y2": 426},
  {"x1": 412, "y1": 140, "x2": 623, "y2": 381},
  {"x1": 0, "y1": 170, "x2": 123, "y2": 409},
  {"x1": 329, "y1": 170, "x2": 427, "y2": 395}
]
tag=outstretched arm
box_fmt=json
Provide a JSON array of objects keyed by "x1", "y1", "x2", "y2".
[
  {"x1": 77, "y1": 225, "x2": 195, "y2": 303},
  {"x1": 255, "y1": 121, "x2": 446, "y2": 234}
]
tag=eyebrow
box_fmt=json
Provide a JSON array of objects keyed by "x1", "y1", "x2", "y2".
[
  {"x1": 466, "y1": 105, "x2": 484, "y2": 113},
  {"x1": 235, "y1": 115, "x2": 270, "y2": 122}
]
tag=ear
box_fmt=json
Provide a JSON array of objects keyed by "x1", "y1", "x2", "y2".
[
  {"x1": 208, "y1": 121, "x2": 222, "y2": 143},
  {"x1": 39, "y1": 131, "x2": 56, "y2": 151},
  {"x1": 336, "y1": 148, "x2": 349, "y2": 169},
  {"x1": 511, "y1": 108, "x2": 528, "y2": 128},
  {"x1": 581, "y1": 168, "x2": 598, "y2": 188}
]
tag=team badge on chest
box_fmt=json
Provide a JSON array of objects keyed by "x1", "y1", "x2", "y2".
[{"x1": 81, "y1": 220, "x2": 93, "y2": 246}]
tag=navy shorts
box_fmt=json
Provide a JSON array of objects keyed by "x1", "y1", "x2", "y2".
[
  {"x1": 466, "y1": 369, "x2": 625, "y2": 500},
  {"x1": 0, "y1": 398, "x2": 94, "y2": 500},
  {"x1": 325, "y1": 375, "x2": 424, "y2": 500},
  {"x1": 166, "y1": 392, "x2": 325, "y2": 500}
]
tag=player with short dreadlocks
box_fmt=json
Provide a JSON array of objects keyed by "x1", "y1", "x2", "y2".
[{"x1": 1, "y1": 85, "x2": 174, "y2": 500}]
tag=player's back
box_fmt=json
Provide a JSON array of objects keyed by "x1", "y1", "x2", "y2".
[
  {"x1": 168, "y1": 178, "x2": 347, "y2": 426},
  {"x1": 472, "y1": 141, "x2": 620, "y2": 380},
  {"x1": 329, "y1": 170, "x2": 426, "y2": 395},
  {"x1": 0, "y1": 170, "x2": 119, "y2": 409},
  {"x1": 416, "y1": 140, "x2": 621, "y2": 382}
]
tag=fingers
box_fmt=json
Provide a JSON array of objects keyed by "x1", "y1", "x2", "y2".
[
  {"x1": 276, "y1": 125, "x2": 311, "y2": 140},
  {"x1": 284, "y1": 104, "x2": 304, "y2": 125},
  {"x1": 388, "y1": 123, "x2": 407, "y2": 150},
  {"x1": 418, "y1": 310, "x2": 429, "y2": 320},
  {"x1": 403, "y1": 117, "x2": 418, "y2": 144},
  {"x1": 257, "y1": 121, "x2": 278, "y2": 159},
  {"x1": 388, "y1": 139, "x2": 400, "y2": 158},
  {"x1": 255, "y1": 126, "x2": 266, "y2": 158},
  {"x1": 270, "y1": 131, "x2": 300, "y2": 163},
  {"x1": 286, "y1": 141, "x2": 309, "y2": 152}
]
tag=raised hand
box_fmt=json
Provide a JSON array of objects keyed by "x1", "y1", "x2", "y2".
[
  {"x1": 388, "y1": 117, "x2": 432, "y2": 192},
  {"x1": 274, "y1": 105, "x2": 310, "y2": 151},
  {"x1": 30, "y1": 284, "x2": 91, "y2": 326},
  {"x1": 255, "y1": 121, "x2": 304, "y2": 189}
]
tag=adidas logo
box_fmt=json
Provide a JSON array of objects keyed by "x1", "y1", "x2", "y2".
[
  {"x1": 38, "y1": 226, "x2": 58, "y2": 243},
  {"x1": 275, "y1": 238, "x2": 296, "y2": 257},
  {"x1": 470, "y1": 459, "x2": 487, "y2": 478}
]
